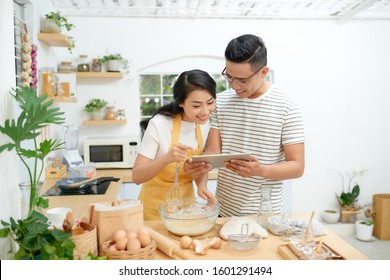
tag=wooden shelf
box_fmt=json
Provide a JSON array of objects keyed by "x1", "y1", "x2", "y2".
[
  {"x1": 76, "y1": 72, "x2": 124, "y2": 79},
  {"x1": 82, "y1": 119, "x2": 127, "y2": 126},
  {"x1": 46, "y1": 96, "x2": 77, "y2": 103},
  {"x1": 37, "y1": 33, "x2": 72, "y2": 47}
]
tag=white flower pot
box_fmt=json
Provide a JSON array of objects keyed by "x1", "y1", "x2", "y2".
[
  {"x1": 107, "y1": 60, "x2": 121, "y2": 72},
  {"x1": 355, "y1": 220, "x2": 374, "y2": 241},
  {"x1": 321, "y1": 209, "x2": 340, "y2": 223},
  {"x1": 40, "y1": 19, "x2": 61, "y2": 34},
  {"x1": 89, "y1": 110, "x2": 102, "y2": 120}
]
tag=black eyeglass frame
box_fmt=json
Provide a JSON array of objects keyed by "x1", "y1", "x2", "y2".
[{"x1": 221, "y1": 66, "x2": 264, "y2": 85}]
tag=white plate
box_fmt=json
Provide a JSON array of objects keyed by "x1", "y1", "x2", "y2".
[{"x1": 354, "y1": 235, "x2": 376, "y2": 242}]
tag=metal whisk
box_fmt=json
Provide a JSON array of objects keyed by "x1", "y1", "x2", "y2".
[{"x1": 166, "y1": 162, "x2": 183, "y2": 205}]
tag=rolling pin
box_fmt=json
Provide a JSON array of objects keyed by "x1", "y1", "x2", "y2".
[{"x1": 145, "y1": 226, "x2": 190, "y2": 260}]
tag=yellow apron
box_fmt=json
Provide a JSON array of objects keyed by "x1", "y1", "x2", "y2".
[{"x1": 138, "y1": 114, "x2": 204, "y2": 220}]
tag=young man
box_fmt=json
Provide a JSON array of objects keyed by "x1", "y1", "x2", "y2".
[{"x1": 187, "y1": 34, "x2": 305, "y2": 217}]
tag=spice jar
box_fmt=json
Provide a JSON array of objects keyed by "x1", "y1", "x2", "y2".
[
  {"x1": 39, "y1": 67, "x2": 55, "y2": 96},
  {"x1": 92, "y1": 58, "x2": 102, "y2": 72},
  {"x1": 117, "y1": 109, "x2": 126, "y2": 120},
  {"x1": 77, "y1": 55, "x2": 90, "y2": 72},
  {"x1": 105, "y1": 106, "x2": 117, "y2": 120}
]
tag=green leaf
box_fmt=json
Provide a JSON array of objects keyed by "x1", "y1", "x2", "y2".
[
  {"x1": 0, "y1": 228, "x2": 10, "y2": 238},
  {"x1": 351, "y1": 184, "x2": 360, "y2": 199}
]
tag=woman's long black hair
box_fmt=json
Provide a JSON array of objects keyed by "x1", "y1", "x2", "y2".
[{"x1": 152, "y1": 69, "x2": 216, "y2": 118}]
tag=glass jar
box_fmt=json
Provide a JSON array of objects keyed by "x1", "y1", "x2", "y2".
[
  {"x1": 77, "y1": 55, "x2": 90, "y2": 72},
  {"x1": 19, "y1": 181, "x2": 43, "y2": 219},
  {"x1": 117, "y1": 109, "x2": 126, "y2": 120},
  {"x1": 58, "y1": 61, "x2": 73, "y2": 73},
  {"x1": 256, "y1": 186, "x2": 273, "y2": 228},
  {"x1": 92, "y1": 58, "x2": 102, "y2": 72},
  {"x1": 105, "y1": 106, "x2": 117, "y2": 120},
  {"x1": 39, "y1": 67, "x2": 55, "y2": 96}
]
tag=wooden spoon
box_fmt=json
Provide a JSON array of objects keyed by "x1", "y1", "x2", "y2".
[{"x1": 304, "y1": 211, "x2": 315, "y2": 243}]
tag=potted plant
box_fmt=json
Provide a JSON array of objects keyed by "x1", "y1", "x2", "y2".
[
  {"x1": 98, "y1": 52, "x2": 129, "y2": 74},
  {"x1": 333, "y1": 169, "x2": 367, "y2": 223},
  {"x1": 41, "y1": 11, "x2": 76, "y2": 53},
  {"x1": 84, "y1": 98, "x2": 108, "y2": 120},
  {"x1": 0, "y1": 86, "x2": 75, "y2": 259}
]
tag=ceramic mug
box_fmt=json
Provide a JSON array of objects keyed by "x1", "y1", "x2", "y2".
[{"x1": 46, "y1": 207, "x2": 71, "y2": 227}]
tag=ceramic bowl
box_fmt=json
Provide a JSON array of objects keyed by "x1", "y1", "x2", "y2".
[
  {"x1": 159, "y1": 200, "x2": 220, "y2": 236},
  {"x1": 321, "y1": 209, "x2": 340, "y2": 224},
  {"x1": 227, "y1": 234, "x2": 261, "y2": 251}
]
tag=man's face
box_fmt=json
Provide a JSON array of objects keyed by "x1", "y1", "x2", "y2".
[{"x1": 224, "y1": 61, "x2": 269, "y2": 99}]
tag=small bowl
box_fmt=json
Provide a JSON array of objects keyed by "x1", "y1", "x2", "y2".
[
  {"x1": 321, "y1": 209, "x2": 340, "y2": 224},
  {"x1": 227, "y1": 234, "x2": 261, "y2": 251},
  {"x1": 159, "y1": 200, "x2": 220, "y2": 236}
]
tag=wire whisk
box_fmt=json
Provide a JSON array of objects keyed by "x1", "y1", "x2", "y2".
[{"x1": 166, "y1": 162, "x2": 183, "y2": 206}]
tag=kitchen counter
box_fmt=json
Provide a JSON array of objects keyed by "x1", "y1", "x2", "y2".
[{"x1": 145, "y1": 215, "x2": 369, "y2": 260}]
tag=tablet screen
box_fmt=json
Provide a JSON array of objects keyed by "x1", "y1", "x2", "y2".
[{"x1": 191, "y1": 153, "x2": 251, "y2": 168}]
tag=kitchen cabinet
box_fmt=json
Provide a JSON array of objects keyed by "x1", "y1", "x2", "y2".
[{"x1": 37, "y1": 33, "x2": 72, "y2": 48}]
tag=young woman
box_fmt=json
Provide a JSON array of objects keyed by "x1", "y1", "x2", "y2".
[{"x1": 132, "y1": 69, "x2": 217, "y2": 220}]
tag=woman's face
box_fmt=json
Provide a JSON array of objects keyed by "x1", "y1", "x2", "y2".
[{"x1": 180, "y1": 89, "x2": 215, "y2": 124}]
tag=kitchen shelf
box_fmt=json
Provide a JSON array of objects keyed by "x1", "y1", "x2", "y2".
[
  {"x1": 76, "y1": 72, "x2": 124, "y2": 79},
  {"x1": 46, "y1": 96, "x2": 77, "y2": 103},
  {"x1": 37, "y1": 33, "x2": 72, "y2": 47},
  {"x1": 82, "y1": 119, "x2": 127, "y2": 126}
]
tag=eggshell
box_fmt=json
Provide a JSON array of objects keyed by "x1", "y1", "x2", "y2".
[
  {"x1": 137, "y1": 226, "x2": 149, "y2": 236},
  {"x1": 138, "y1": 232, "x2": 151, "y2": 247},
  {"x1": 115, "y1": 237, "x2": 128, "y2": 250},
  {"x1": 180, "y1": 236, "x2": 193, "y2": 249},
  {"x1": 127, "y1": 238, "x2": 141, "y2": 252},
  {"x1": 126, "y1": 231, "x2": 138, "y2": 239},
  {"x1": 113, "y1": 229, "x2": 127, "y2": 241},
  {"x1": 210, "y1": 237, "x2": 222, "y2": 249}
]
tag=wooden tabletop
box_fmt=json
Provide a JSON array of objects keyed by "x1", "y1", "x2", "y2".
[{"x1": 145, "y1": 216, "x2": 369, "y2": 260}]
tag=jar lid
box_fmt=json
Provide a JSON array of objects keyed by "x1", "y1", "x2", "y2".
[
  {"x1": 79, "y1": 55, "x2": 88, "y2": 58},
  {"x1": 61, "y1": 61, "x2": 72, "y2": 65}
]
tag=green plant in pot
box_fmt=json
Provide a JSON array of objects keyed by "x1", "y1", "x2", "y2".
[
  {"x1": 41, "y1": 11, "x2": 76, "y2": 53},
  {"x1": 0, "y1": 86, "x2": 75, "y2": 259},
  {"x1": 84, "y1": 98, "x2": 108, "y2": 120},
  {"x1": 333, "y1": 169, "x2": 366, "y2": 223},
  {"x1": 98, "y1": 53, "x2": 129, "y2": 74}
]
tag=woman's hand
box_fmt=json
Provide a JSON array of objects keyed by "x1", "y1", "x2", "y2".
[{"x1": 165, "y1": 143, "x2": 194, "y2": 163}]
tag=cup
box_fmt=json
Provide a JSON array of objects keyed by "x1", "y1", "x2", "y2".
[{"x1": 46, "y1": 207, "x2": 71, "y2": 228}]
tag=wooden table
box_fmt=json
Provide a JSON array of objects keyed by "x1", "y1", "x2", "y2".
[{"x1": 145, "y1": 216, "x2": 369, "y2": 260}]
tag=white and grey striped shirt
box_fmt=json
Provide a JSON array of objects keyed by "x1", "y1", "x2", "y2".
[{"x1": 210, "y1": 85, "x2": 305, "y2": 217}]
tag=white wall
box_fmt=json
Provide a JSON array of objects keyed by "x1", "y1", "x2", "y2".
[{"x1": 4, "y1": 0, "x2": 390, "y2": 221}]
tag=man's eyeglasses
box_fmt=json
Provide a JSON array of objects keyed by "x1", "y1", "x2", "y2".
[{"x1": 221, "y1": 66, "x2": 263, "y2": 86}]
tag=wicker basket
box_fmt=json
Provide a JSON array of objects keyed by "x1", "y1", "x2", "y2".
[
  {"x1": 70, "y1": 226, "x2": 98, "y2": 259},
  {"x1": 102, "y1": 238, "x2": 157, "y2": 260}
]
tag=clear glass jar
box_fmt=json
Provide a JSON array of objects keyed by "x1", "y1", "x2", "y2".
[
  {"x1": 77, "y1": 55, "x2": 90, "y2": 72},
  {"x1": 117, "y1": 109, "x2": 126, "y2": 120},
  {"x1": 19, "y1": 181, "x2": 43, "y2": 219},
  {"x1": 105, "y1": 106, "x2": 117, "y2": 120},
  {"x1": 39, "y1": 67, "x2": 55, "y2": 96},
  {"x1": 92, "y1": 58, "x2": 102, "y2": 72},
  {"x1": 256, "y1": 186, "x2": 273, "y2": 228}
]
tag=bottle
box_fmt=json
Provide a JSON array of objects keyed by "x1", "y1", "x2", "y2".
[
  {"x1": 39, "y1": 67, "x2": 55, "y2": 96},
  {"x1": 77, "y1": 55, "x2": 90, "y2": 72},
  {"x1": 117, "y1": 109, "x2": 126, "y2": 120},
  {"x1": 256, "y1": 186, "x2": 273, "y2": 228},
  {"x1": 92, "y1": 58, "x2": 102, "y2": 72}
]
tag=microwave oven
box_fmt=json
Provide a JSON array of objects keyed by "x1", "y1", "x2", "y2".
[{"x1": 83, "y1": 136, "x2": 139, "y2": 169}]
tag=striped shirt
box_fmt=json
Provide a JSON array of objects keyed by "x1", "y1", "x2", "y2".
[{"x1": 210, "y1": 85, "x2": 305, "y2": 217}]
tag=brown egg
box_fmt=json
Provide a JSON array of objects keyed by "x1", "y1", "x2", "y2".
[
  {"x1": 109, "y1": 244, "x2": 118, "y2": 252},
  {"x1": 138, "y1": 232, "x2": 151, "y2": 247},
  {"x1": 127, "y1": 238, "x2": 141, "y2": 252},
  {"x1": 126, "y1": 231, "x2": 138, "y2": 239},
  {"x1": 137, "y1": 226, "x2": 150, "y2": 236},
  {"x1": 180, "y1": 236, "x2": 193, "y2": 249},
  {"x1": 115, "y1": 236, "x2": 128, "y2": 250},
  {"x1": 210, "y1": 237, "x2": 222, "y2": 249},
  {"x1": 113, "y1": 229, "x2": 127, "y2": 242}
]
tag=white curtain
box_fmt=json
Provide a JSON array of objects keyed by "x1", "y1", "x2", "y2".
[{"x1": 0, "y1": 0, "x2": 22, "y2": 260}]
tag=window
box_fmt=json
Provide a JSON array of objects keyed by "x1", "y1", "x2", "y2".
[{"x1": 139, "y1": 73, "x2": 229, "y2": 121}]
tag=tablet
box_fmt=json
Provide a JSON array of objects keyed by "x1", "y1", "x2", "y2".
[{"x1": 191, "y1": 153, "x2": 251, "y2": 168}]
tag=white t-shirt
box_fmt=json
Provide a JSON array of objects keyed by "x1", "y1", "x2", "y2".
[
  {"x1": 138, "y1": 114, "x2": 210, "y2": 160},
  {"x1": 211, "y1": 85, "x2": 305, "y2": 217}
]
